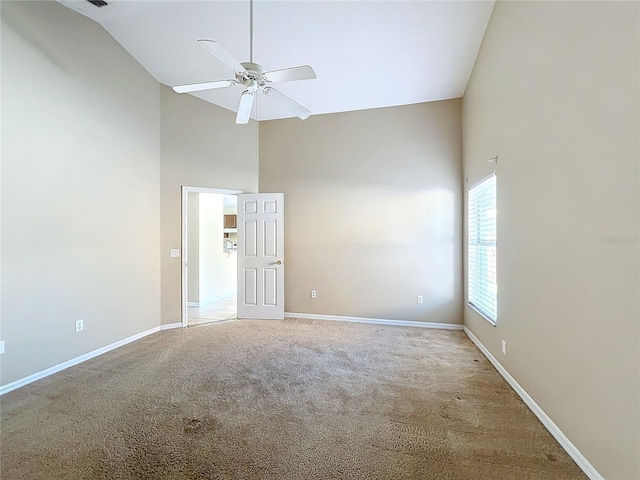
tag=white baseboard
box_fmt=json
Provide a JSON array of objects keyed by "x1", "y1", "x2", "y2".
[
  {"x1": 463, "y1": 327, "x2": 603, "y2": 480},
  {"x1": 0, "y1": 322, "x2": 182, "y2": 396},
  {"x1": 160, "y1": 322, "x2": 183, "y2": 331},
  {"x1": 285, "y1": 312, "x2": 464, "y2": 330}
]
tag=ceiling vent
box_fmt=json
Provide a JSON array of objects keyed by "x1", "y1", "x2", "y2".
[{"x1": 86, "y1": 0, "x2": 108, "y2": 7}]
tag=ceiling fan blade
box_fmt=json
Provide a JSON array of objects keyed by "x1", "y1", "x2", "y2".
[
  {"x1": 262, "y1": 87, "x2": 311, "y2": 120},
  {"x1": 236, "y1": 90, "x2": 255, "y2": 124},
  {"x1": 198, "y1": 39, "x2": 247, "y2": 73},
  {"x1": 262, "y1": 65, "x2": 317, "y2": 83},
  {"x1": 173, "y1": 79, "x2": 236, "y2": 94}
]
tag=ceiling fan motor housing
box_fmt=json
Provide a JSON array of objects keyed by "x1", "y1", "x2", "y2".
[{"x1": 238, "y1": 62, "x2": 268, "y2": 89}]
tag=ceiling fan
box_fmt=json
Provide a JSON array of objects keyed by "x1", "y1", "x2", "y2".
[{"x1": 172, "y1": 0, "x2": 316, "y2": 124}]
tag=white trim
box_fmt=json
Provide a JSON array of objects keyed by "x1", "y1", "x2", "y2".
[
  {"x1": 463, "y1": 327, "x2": 604, "y2": 480},
  {"x1": 0, "y1": 324, "x2": 179, "y2": 396},
  {"x1": 467, "y1": 170, "x2": 496, "y2": 191},
  {"x1": 160, "y1": 322, "x2": 183, "y2": 331},
  {"x1": 181, "y1": 186, "x2": 243, "y2": 328},
  {"x1": 187, "y1": 302, "x2": 199, "y2": 307},
  {"x1": 183, "y1": 186, "x2": 242, "y2": 195},
  {"x1": 284, "y1": 312, "x2": 464, "y2": 330}
]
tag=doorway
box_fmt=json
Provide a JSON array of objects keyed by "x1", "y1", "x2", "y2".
[{"x1": 181, "y1": 186, "x2": 242, "y2": 327}]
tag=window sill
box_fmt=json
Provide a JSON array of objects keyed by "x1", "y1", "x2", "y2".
[{"x1": 468, "y1": 303, "x2": 497, "y2": 326}]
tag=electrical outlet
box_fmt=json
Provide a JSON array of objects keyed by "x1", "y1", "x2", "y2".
[
  {"x1": 75, "y1": 320, "x2": 84, "y2": 332},
  {"x1": 0, "y1": 340, "x2": 5, "y2": 355},
  {"x1": 170, "y1": 249, "x2": 180, "y2": 258},
  {"x1": 501, "y1": 340, "x2": 507, "y2": 355},
  {"x1": 417, "y1": 295, "x2": 423, "y2": 304},
  {"x1": 310, "y1": 290, "x2": 317, "y2": 298}
]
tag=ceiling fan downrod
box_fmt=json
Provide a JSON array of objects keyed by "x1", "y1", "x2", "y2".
[{"x1": 249, "y1": 0, "x2": 254, "y2": 63}]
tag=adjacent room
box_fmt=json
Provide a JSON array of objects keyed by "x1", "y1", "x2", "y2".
[{"x1": 1, "y1": 1, "x2": 638, "y2": 479}]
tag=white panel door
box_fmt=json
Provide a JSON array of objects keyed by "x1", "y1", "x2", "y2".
[{"x1": 237, "y1": 193, "x2": 284, "y2": 319}]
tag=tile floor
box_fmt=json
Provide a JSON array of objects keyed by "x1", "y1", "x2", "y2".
[{"x1": 187, "y1": 295, "x2": 237, "y2": 327}]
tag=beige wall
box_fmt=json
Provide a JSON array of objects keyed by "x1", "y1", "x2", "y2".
[
  {"x1": 260, "y1": 101, "x2": 463, "y2": 323},
  {"x1": 160, "y1": 87, "x2": 258, "y2": 325},
  {"x1": 1, "y1": 1, "x2": 161, "y2": 384},
  {"x1": 463, "y1": 2, "x2": 639, "y2": 478}
]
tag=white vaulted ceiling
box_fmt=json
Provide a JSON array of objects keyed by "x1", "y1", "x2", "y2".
[{"x1": 57, "y1": 0, "x2": 495, "y2": 121}]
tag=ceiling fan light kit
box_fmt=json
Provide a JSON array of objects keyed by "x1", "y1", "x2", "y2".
[{"x1": 172, "y1": 1, "x2": 316, "y2": 124}]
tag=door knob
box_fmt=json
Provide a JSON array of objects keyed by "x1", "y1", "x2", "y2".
[{"x1": 276, "y1": 260, "x2": 283, "y2": 265}]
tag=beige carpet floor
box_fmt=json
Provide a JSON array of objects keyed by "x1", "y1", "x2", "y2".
[{"x1": 1, "y1": 318, "x2": 586, "y2": 479}]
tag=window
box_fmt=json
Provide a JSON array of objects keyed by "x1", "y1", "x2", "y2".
[{"x1": 468, "y1": 173, "x2": 497, "y2": 323}]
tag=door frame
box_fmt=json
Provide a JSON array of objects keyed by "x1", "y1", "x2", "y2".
[{"x1": 181, "y1": 186, "x2": 243, "y2": 327}]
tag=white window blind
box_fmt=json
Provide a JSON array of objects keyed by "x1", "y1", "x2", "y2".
[{"x1": 468, "y1": 173, "x2": 497, "y2": 323}]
